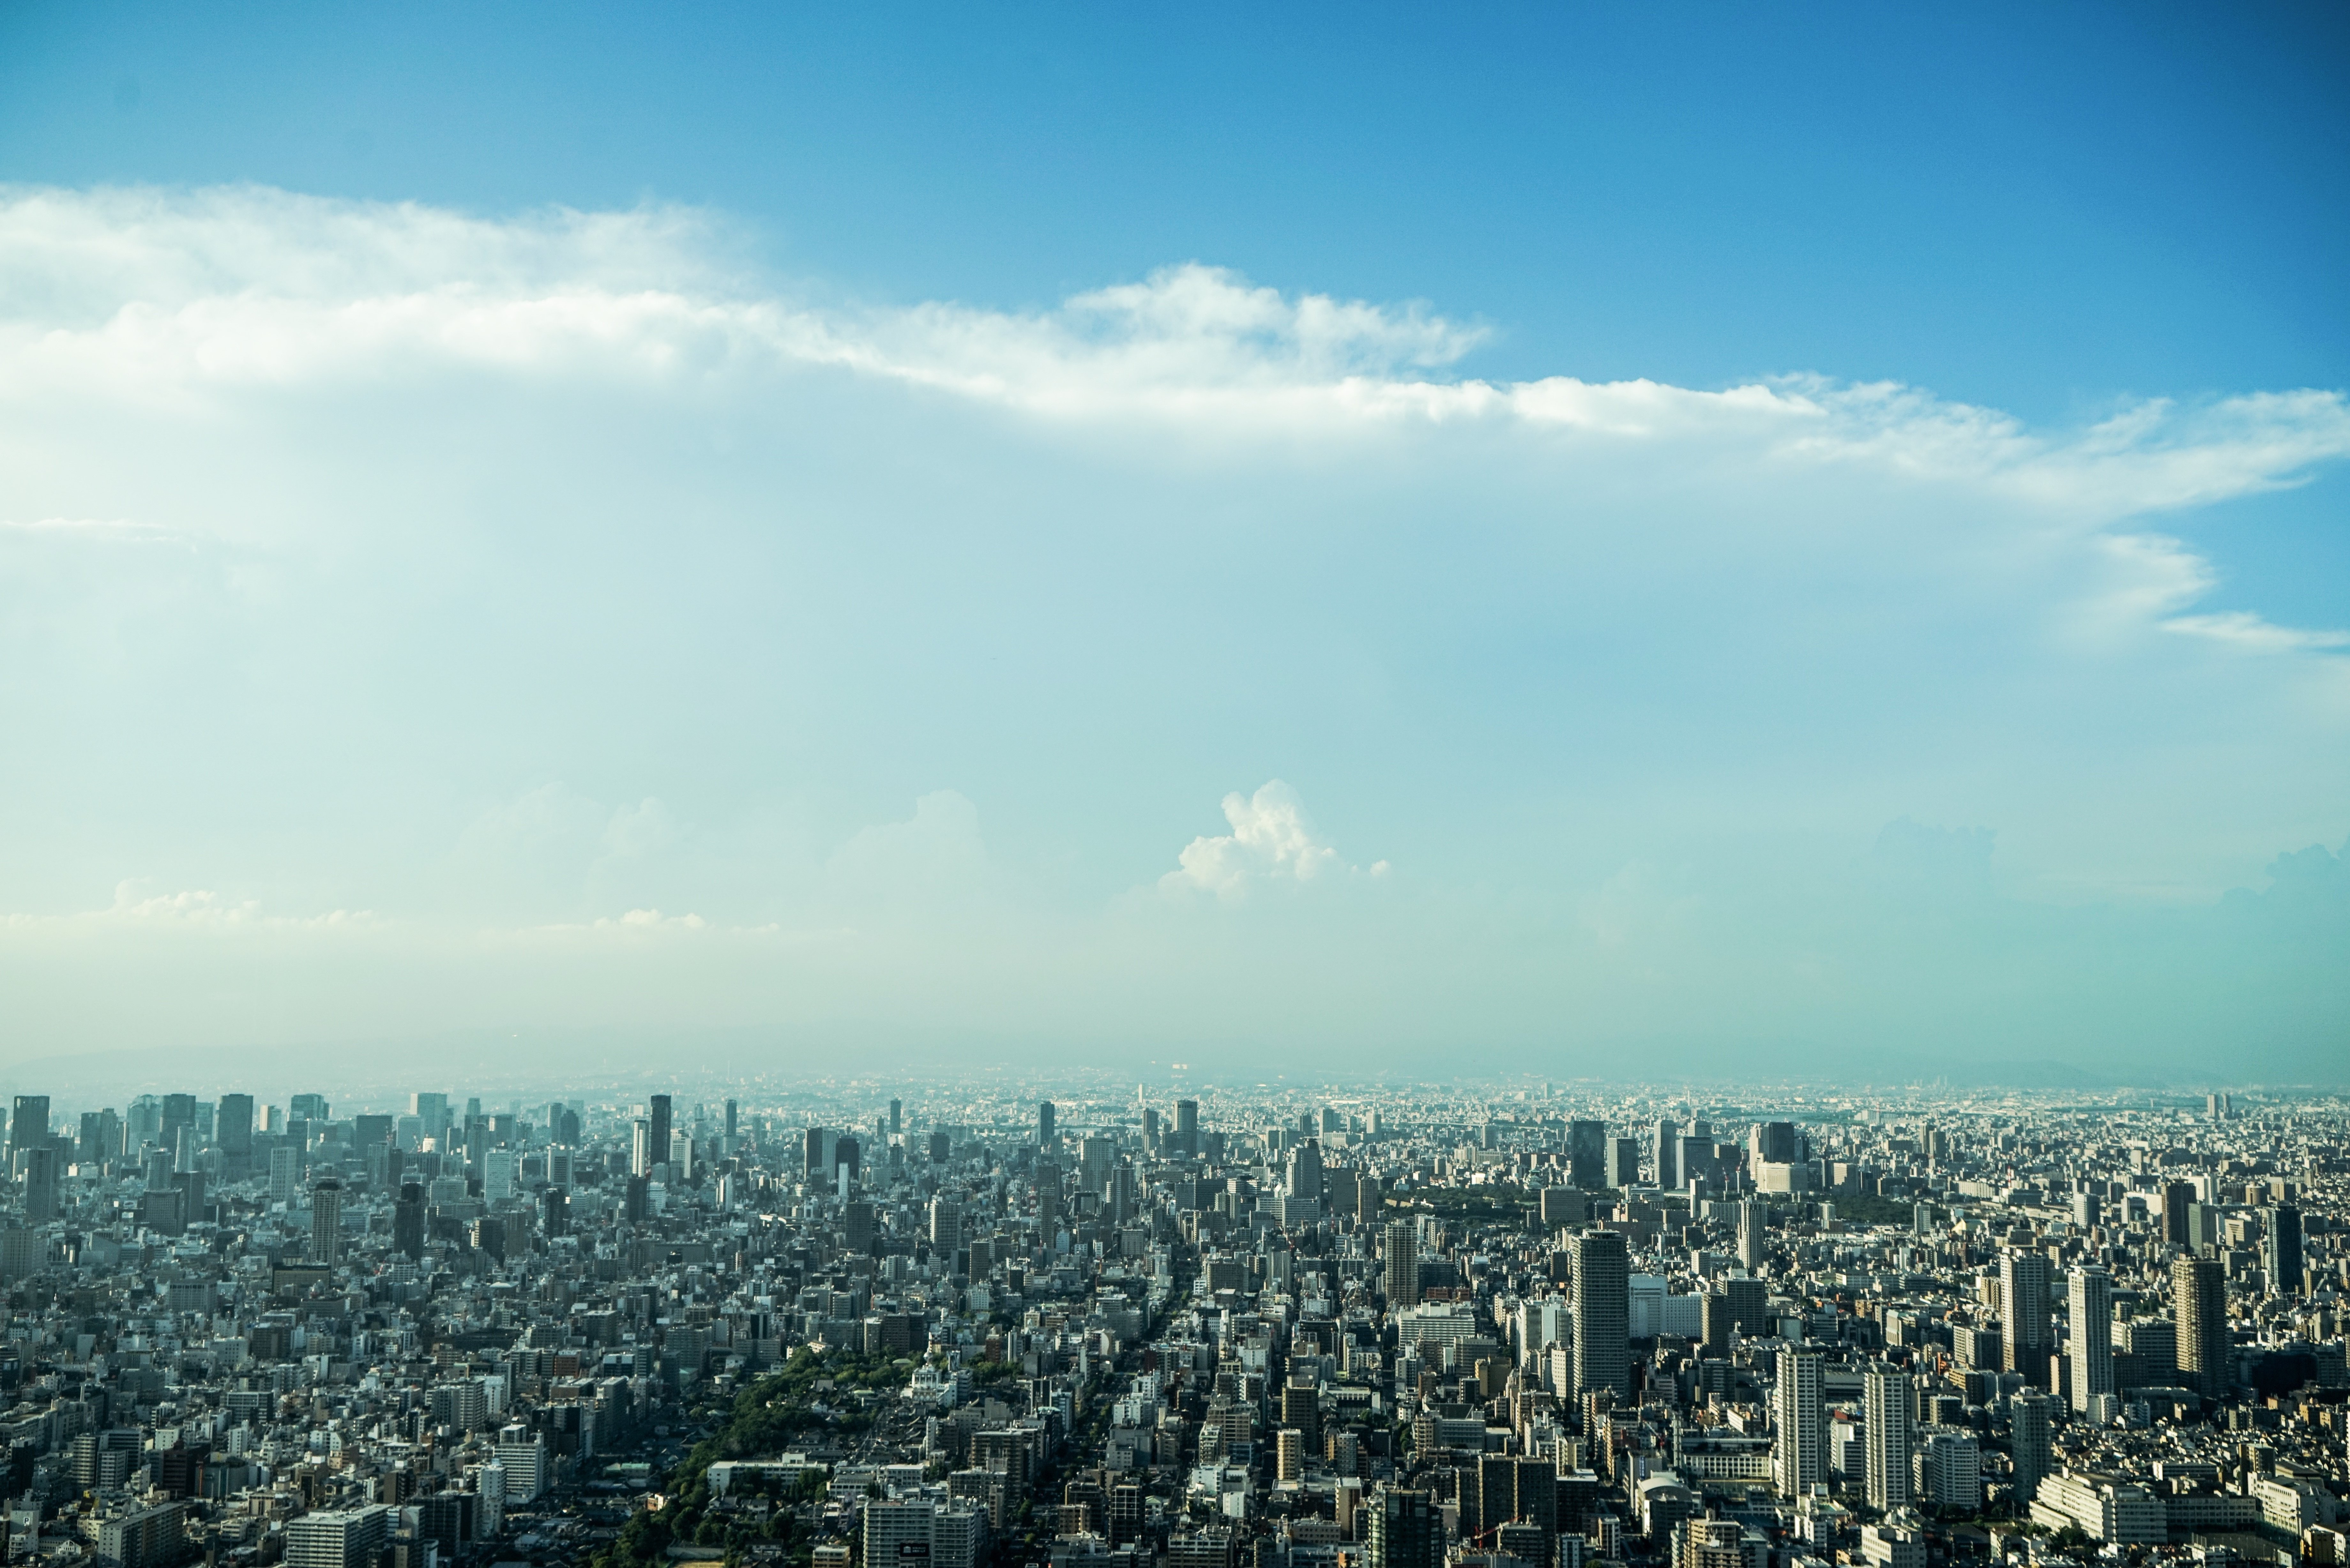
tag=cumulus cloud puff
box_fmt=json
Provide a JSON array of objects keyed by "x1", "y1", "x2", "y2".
[{"x1": 1160, "y1": 781, "x2": 1387, "y2": 899}]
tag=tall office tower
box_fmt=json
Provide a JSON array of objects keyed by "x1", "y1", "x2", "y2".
[
  {"x1": 623, "y1": 1174, "x2": 649, "y2": 1223},
  {"x1": 21, "y1": 1147, "x2": 57, "y2": 1223},
  {"x1": 215, "y1": 1093, "x2": 254, "y2": 1158},
  {"x1": 484, "y1": 1150, "x2": 517, "y2": 1202},
  {"x1": 646, "y1": 1095, "x2": 672, "y2": 1175},
  {"x1": 7, "y1": 1095, "x2": 48, "y2": 1157},
  {"x1": 77, "y1": 1112, "x2": 102, "y2": 1165},
  {"x1": 1287, "y1": 1139, "x2": 1324, "y2": 1202},
  {"x1": 1724, "y1": 1275, "x2": 1767, "y2": 1337},
  {"x1": 1572, "y1": 1229, "x2": 1631, "y2": 1403},
  {"x1": 1567, "y1": 1120, "x2": 1607, "y2": 1190},
  {"x1": 175, "y1": 1125, "x2": 201, "y2": 1173},
  {"x1": 287, "y1": 1092, "x2": 328, "y2": 1123},
  {"x1": 803, "y1": 1127, "x2": 827, "y2": 1178},
  {"x1": 1737, "y1": 1203, "x2": 1767, "y2": 1272},
  {"x1": 928, "y1": 1127, "x2": 950, "y2": 1163},
  {"x1": 2173, "y1": 1255, "x2": 2228, "y2": 1397},
  {"x1": 1655, "y1": 1120, "x2": 1679, "y2": 1191},
  {"x1": 411, "y1": 1091, "x2": 449, "y2": 1136},
  {"x1": 312, "y1": 1179, "x2": 344, "y2": 1266},
  {"x1": 1999, "y1": 1250, "x2": 2053, "y2": 1386},
  {"x1": 1142, "y1": 1107, "x2": 1161, "y2": 1154},
  {"x1": 2066, "y1": 1267, "x2": 2114, "y2": 1414},
  {"x1": 844, "y1": 1200, "x2": 874, "y2": 1254},
  {"x1": 1701, "y1": 1290, "x2": 1733, "y2": 1354},
  {"x1": 1609, "y1": 1137, "x2": 1642, "y2": 1189},
  {"x1": 1036, "y1": 1157, "x2": 1063, "y2": 1236},
  {"x1": 2008, "y1": 1391, "x2": 2053, "y2": 1502},
  {"x1": 1176, "y1": 1099, "x2": 1199, "y2": 1158},
  {"x1": 269, "y1": 1146, "x2": 299, "y2": 1204},
  {"x1": 1680, "y1": 1136, "x2": 1715, "y2": 1190},
  {"x1": 2264, "y1": 1205, "x2": 2304, "y2": 1296},
  {"x1": 542, "y1": 1186, "x2": 567, "y2": 1238},
  {"x1": 929, "y1": 1195, "x2": 963, "y2": 1253},
  {"x1": 2161, "y1": 1180, "x2": 2194, "y2": 1246},
  {"x1": 1382, "y1": 1219, "x2": 1420, "y2": 1308},
  {"x1": 724, "y1": 1099, "x2": 739, "y2": 1141},
  {"x1": 161, "y1": 1093, "x2": 196, "y2": 1150},
  {"x1": 1863, "y1": 1364, "x2": 1912, "y2": 1510},
  {"x1": 889, "y1": 1098, "x2": 902, "y2": 1136},
  {"x1": 1038, "y1": 1102, "x2": 1056, "y2": 1146},
  {"x1": 1752, "y1": 1121, "x2": 1798, "y2": 1164},
  {"x1": 836, "y1": 1135, "x2": 860, "y2": 1185},
  {"x1": 1773, "y1": 1347, "x2": 1824, "y2": 1496},
  {"x1": 393, "y1": 1183, "x2": 426, "y2": 1260},
  {"x1": 631, "y1": 1119, "x2": 653, "y2": 1178},
  {"x1": 1366, "y1": 1487, "x2": 1441, "y2": 1568}
]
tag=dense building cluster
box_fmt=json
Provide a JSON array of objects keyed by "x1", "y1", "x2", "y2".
[{"x1": 0, "y1": 1079, "x2": 2342, "y2": 1568}]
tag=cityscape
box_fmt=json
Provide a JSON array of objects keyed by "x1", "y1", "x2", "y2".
[
  {"x1": 0, "y1": 1074, "x2": 2342, "y2": 1568},
  {"x1": 6, "y1": 7, "x2": 2347, "y2": 1568}
]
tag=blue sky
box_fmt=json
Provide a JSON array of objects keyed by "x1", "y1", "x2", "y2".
[{"x1": 1, "y1": 3, "x2": 2345, "y2": 1083}]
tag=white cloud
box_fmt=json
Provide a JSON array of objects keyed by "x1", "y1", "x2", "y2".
[
  {"x1": 2163, "y1": 612, "x2": 2350, "y2": 654},
  {"x1": 3, "y1": 186, "x2": 2344, "y2": 534},
  {"x1": 0, "y1": 881, "x2": 374, "y2": 930},
  {"x1": 1161, "y1": 781, "x2": 1385, "y2": 900}
]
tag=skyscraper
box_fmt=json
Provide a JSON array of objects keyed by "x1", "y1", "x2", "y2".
[
  {"x1": 631, "y1": 1119, "x2": 653, "y2": 1178},
  {"x1": 1737, "y1": 1202, "x2": 1767, "y2": 1272},
  {"x1": 21, "y1": 1147, "x2": 57, "y2": 1223},
  {"x1": 724, "y1": 1098, "x2": 739, "y2": 1141},
  {"x1": 1609, "y1": 1137, "x2": 1642, "y2": 1189},
  {"x1": 2008, "y1": 1392, "x2": 2053, "y2": 1503},
  {"x1": 1568, "y1": 1120, "x2": 1606, "y2": 1190},
  {"x1": 1366, "y1": 1487, "x2": 1441, "y2": 1568},
  {"x1": 1572, "y1": 1229, "x2": 1631, "y2": 1402},
  {"x1": 889, "y1": 1098, "x2": 902, "y2": 1136},
  {"x1": 216, "y1": 1093, "x2": 254, "y2": 1160},
  {"x1": 1382, "y1": 1219, "x2": 1419, "y2": 1308},
  {"x1": 647, "y1": 1095, "x2": 672, "y2": 1176},
  {"x1": 1773, "y1": 1346, "x2": 1823, "y2": 1497},
  {"x1": 2000, "y1": 1249, "x2": 2053, "y2": 1387},
  {"x1": 1175, "y1": 1099, "x2": 1199, "y2": 1159},
  {"x1": 1038, "y1": 1101, "x2": 1055, "y2": 1146},
  {"x1": 1655, "y1": 1119, "x2": 1679, "y2": 1191},
  {"x1": 1863, "y1": 1364, "x2": 1911, "y2": 1510},
  {"x1": 2264, "y1": 1205, "x2": 2303, "y2": 1296},
  {"x1": 2066, "y1": 1266, "x2": 2113, "y2": 1414},
  {"x1": 2173, "y1": 1255, "x2": 2228, "y2": 1398},
  {"x1": 312, "y1": 1179, "x2": 343, "y2": 1266},
  {"x1": 7, "y1": 1095, "x2": 48, "y2": 1157},
  {"x1": 2161, "y1": 1181, "x2": 2193, "y2": 1246},
  {"x1": 394, "y1": 1183, "x2": 426, "y2": 1260}
]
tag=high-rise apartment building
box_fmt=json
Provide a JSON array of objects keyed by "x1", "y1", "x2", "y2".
[
  {"x1": 2173, "y1": 1255, "x2": 2228, "y2": 1398},
  {"x1": 2000, "y1": 1250, "x2": 2053, "y2": 1386},
  {"x1": 2009, "y1": 1392, "x2": 2053, "y2": 1503},
  {"x1": 1572, "y1": 1229, "x2": 1631, "y2": 1403},
  {"x1": 2067, "y1": 1266, "x2": 2114, "y2": 1414},
  {"x1": 284, "y1": 1506, "x2": 388, "y2": 1568},
  {"x1": 312, "y1": 1179, "x2": 343, "y2": 1266},
  {"x1": 1863, "y1": 1364, "x2": 1911, "y2": 1510},
  {"x1": 2264, "y1": 1205, "x2": 2303, "y2": 1296},
  {"x1": 1382, "y1": 1219, "x2": 1419, "y2": 1308},
  {"x1": 1773, "y1": 1347, "x2": 1823, "y2": 1496}
]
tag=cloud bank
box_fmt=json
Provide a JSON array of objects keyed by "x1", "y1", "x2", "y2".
[{"x1": 1, "y1": 185, "x2": 2345, "y2": 1081}]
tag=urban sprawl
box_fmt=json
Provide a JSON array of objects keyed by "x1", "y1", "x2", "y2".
[{"x1": 0, "y1": 1079, "x2": 2344, "y2": 1568}]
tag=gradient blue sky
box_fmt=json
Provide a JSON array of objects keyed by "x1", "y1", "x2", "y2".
[{"x1": 2, "y1": 3, "x2": 2345, "y2": 1082}]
